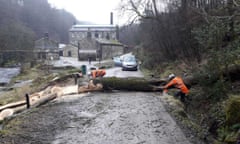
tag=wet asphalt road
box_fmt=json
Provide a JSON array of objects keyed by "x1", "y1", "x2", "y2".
[{"x1": 50, "y1": 92, "x2": 191, "y2": 144}]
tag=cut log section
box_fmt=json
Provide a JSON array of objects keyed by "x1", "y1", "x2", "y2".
[
  {"x1": 0, "y1": 109, "x2": 14, "y2": 121},
  {"x1": 0, "y1": 93, "x2": 57, "y2": 122},
  {"x1": 31, "y1": 93, "x2": 57, "y2": 108},
  {"x1": 0, "y1": 101, "x2": 26, "y2": 112}
]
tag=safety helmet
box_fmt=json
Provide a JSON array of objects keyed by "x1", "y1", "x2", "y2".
[
  {"x1": 87, "y1": 71, "x2": 91, "y2": 76},
  {"x1": 168, "y1": 74, "x2": 175, "y2": 80}
]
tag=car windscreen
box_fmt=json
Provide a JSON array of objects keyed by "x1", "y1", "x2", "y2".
[{"x1": 124, "y1": 56, "x2": 136, "y2": 62}]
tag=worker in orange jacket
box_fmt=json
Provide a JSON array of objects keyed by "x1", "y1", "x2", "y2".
[
  {"x1": 163, "y1": 74, "x2": 189, "y2": 102},
  {"x1": 89, "y1": 69, "x2": 106, "y2": 78}
]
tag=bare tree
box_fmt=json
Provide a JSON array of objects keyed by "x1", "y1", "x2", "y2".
[{"x1": 118, "y1": 0, "x2": 238, "y2": 67}]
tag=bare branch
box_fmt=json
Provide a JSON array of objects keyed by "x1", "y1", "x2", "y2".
[
  {"x1": 191, "y1": 7, "x2": 210, "y2": 24},
  {"x1": 233, "y1": 0, "x2": 240, "y2": 6}
]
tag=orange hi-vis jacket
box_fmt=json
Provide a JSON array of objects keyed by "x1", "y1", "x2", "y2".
[
  {"x1": 163, "y1": 76, "x2": 189, "y2": 94},
  {"x1": 91, "y1": 69, "x2": 106, "y2": 78}
]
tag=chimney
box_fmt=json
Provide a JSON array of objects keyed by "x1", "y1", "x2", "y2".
[{"x1": 110, "y1": 12, "x2": 113, "y2": 25}]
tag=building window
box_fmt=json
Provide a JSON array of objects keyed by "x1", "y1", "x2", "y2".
[
  {"x1": 106, "y1": 33, "x2": 110, "y2": 40},
  {"x1": 68, "y1": 51, "x2": 72, "y2": 57},
  {"x1": 87, "y1": 31, "x2": 91, "y2": 38},
  {"x1": 95, "y1": 32, "x2": 99, "y2": 38}
]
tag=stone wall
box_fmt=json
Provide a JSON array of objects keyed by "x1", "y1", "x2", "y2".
[
  {"x1": 63, "y1": 45, "x2": 78, "y2": 58},
  {"x1": 101, "y1": 45, "x2": 124, "y2": 59}
]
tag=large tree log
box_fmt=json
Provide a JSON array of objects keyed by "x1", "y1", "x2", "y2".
[{"x1": 78, "y1": 77, "x2": 167, "y2": 93}]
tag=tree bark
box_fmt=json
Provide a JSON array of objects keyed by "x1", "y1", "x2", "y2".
[{"x1": 89, "y1": 77, "x2": 167, "y2": 92}]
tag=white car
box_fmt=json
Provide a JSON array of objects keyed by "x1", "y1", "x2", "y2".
[{"x1": 121, "y1": 55, "x2": 138, "y2": 71}]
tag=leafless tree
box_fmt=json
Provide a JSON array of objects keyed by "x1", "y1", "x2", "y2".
[{"x1": 118, "y1": 0, "x2": 239, "y2": 66}]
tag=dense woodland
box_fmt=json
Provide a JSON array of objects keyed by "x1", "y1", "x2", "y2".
[
  {"x1": 119, "y1": 0, "x2": 240, "y2": 143},
  {"x1": 120, "y1": 0, "x2": 239, "y2": 66},
  {"x1": 0, "y1": 0, "x2": 76, "y2": 65}
]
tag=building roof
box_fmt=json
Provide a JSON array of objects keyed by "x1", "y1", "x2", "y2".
[
  {"x1": 96, "y1": 38, "x2": 123, "y2": 46},
  {"x1": 59, "y1": 44, "x2": 66, "y2": 49},
  {"x1": 79, "y1": 49, "x2": 97, "y2": 54}
]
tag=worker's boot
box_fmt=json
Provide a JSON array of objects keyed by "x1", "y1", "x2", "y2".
[{"x1": 180, "y1": 95, "x2": 185, "y2": 103}]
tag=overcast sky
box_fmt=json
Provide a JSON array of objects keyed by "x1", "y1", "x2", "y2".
[{"x1": 47, "y1": 0, "x2": 124, "y2": 25}]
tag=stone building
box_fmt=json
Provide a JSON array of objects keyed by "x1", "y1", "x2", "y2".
[
  {"x1": 78, "y1": 38, "x2": 97, "y2": 60},
  {"x1": 69, "y1": 24, "x2": 118, "y2": 46},
  {"x1": 69, "y1": 24, "x2": 124, "y2": 60},
  {"x1": 69, "y1": 13, "x2": 124, "y2": 61},
  {"x1": 96, "y1": 39, "x2": 124, "y2": 60},
  {"x1": 34, "y1": 33, "x2": 59, "y2": 61},
  {"x1": 62, "y1": 44, "x2": 78, "y2": 58}
]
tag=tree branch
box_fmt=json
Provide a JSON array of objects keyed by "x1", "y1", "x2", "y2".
[{"x1": 233, "y1": 0, "x2": 240, "y2": 6}]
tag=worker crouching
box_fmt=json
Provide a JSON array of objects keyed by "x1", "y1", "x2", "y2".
[
  {"x1": 88, "y1": 69, "x2": 106, "y2": 78},
  {"x1": 163, "y1": 74, "x2": 189, "y2": 102}
]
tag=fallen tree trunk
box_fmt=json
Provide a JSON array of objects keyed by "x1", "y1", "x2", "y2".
[{"x1": 78, "y1": 77, "x2": 166, "y2": 93}]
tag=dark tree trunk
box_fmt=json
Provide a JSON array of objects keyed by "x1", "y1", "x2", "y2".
[{"x1": 92, "y1": 77, "x2": 167, "y2": 92}]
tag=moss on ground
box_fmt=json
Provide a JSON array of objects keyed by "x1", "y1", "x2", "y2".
[
  {"x1": 225, "y1": 95, "x2": 240, "y2": 126},
  {"x1": 0, "y1": 116, "x2": 23, "y2": 136}
]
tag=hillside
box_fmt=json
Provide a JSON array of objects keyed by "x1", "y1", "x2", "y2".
[{"x1": 0, "y1": 0, "x2": 77, "y2": 65}]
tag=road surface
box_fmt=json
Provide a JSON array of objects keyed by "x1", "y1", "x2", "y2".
[{"x1": 52, "y1": 92, "x2": 191, "y2": 144}]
